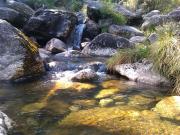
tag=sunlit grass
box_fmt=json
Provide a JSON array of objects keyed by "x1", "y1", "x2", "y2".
[
  {"x1": 150, "y1": 23, "x2": 180, "y2": 95},
  {"x1": 107, "y1": 44, "x2": 150, "y2": 69}
]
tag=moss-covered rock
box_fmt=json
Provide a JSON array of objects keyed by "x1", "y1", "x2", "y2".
[{"x1": 0, "y1": 19, "x2": 44, "y2": 81}]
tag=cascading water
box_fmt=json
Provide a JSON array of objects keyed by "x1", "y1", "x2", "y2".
[{"x1": 68, "y1": 23, "x2": 86, "y2": 50}]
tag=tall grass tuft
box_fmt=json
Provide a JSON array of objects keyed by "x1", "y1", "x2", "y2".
[
  {"x1": 150, "y1": 23, "x2": 180, "y2": 95},
  {"x1": 107, "y1": 44, "x2": 150, "y2": 69}
]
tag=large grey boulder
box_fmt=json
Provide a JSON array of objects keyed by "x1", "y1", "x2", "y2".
[
  {"x1": 7, "y1": 0, "x2": 34, "y2": 20},
  {"x1": 24, "y1": 9, "x2": 78, "y2": 42},
  {"x1": 0, "y1": 19, "x2": 44, "y2": 81},
  {"x1": 113, "y1": 62, "x2": 169, "y2": 86},
  {"x1": 108, "y1": 25, "x2": 144, "y2": 39},
  {"x1": 0, "y1": 7, "x2": 25, "y2": 27},
  {"x1": 0, "y1": 111, "x2": 14, "y2": 135},
  {"x1": 82, "y1": 33, "x2": 132, "y2": 56},
  {"x1": 86, "y1": 1, "x2": 141, "y2": 25},
  {"x1": 142, "y1": 10, "x2": 161, "y2": 20},
  {"x1": 141, "y1": 15, "x2": 170, "y2": 30}
]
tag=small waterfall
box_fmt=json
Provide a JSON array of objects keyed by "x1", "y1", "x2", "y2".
[{"x1": 68, "y1": 24, "x2": 86, "y2": 50}]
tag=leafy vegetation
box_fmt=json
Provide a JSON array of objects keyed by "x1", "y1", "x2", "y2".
[
  {"x1": 124, "y1": 0, "x2": 180, "y2": 13},
  {"x1": 107, "y1": 44, "x2": 150, "y2": 69},
  {"x1": 100, "y1": 0, "x2": 127, "y2": 25},
  {"x1": 107, "y1": 22, "x2": 180, "y2": 95},
  {"x1": 28, "y1": 0, "x2": 83, "y2": 11}
]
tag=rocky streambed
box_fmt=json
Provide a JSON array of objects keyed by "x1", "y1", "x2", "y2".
[
  {"x1": 0, "y1": 0, "x2": 179, "y2": 135},
  {"x1": 0, "y1": 56, "x2": 179, "y2": 135}
]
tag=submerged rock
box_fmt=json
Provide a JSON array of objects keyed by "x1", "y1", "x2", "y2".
[
  {"x1": 59, "y1": 107, "x2": 180, "y2": 134},
  {"x1": 99, "y1": 98, "x2": 114, "y2": 107},
  {"x1": 154, "y1": 96, "x2": 180, "y2": 120},
  {"x1": 82, "y1": 33, "x2": 132, "y2": 56},
  {"x1": 0, "y1": 19, "x2": 44, "y2": 81},
  {"x1": 45, "y1": 38, "x2": 66, "y2": 54},
  {"x1": 113, "y1": 62, "x2": 169, "y2": 86},
  {"x1": 0, "y1": 111, "x2": 14, "y2": 135},
  {"x1": 108, "y1": 25, "x2": 144, "y2": 39}
]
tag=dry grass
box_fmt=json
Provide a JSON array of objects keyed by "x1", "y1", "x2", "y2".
[{"x1": 150, "y1": 23, "x2": 180, "y2": 95}]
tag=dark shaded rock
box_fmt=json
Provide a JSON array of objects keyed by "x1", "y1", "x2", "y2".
[
  {"x1": 82, "y1": 33, "x2": 132, "y2": 56},
  {"x1": 0, "y1": 7, "x2": 25, "y2": 27},
  {"x1": 108, "y1": 25, "x2": 144, "y2": 39},
  {"x1": 86, "y1": 0, "x2": 102, "y2": 23},
  {"x1": 83, "y1": 20, "x2": 101, "y2": 40},
  {"x1": 0, "y1": 19, "x2": 44, "y2": 81},
  {"x1": 7, "y1": 0, "x2": 34, "y2": 20},
  {"x1": 45, "y1": 38, "x2": 66, "y2": 54},
  {"x1": 115, "y1": 5, "x2": 143, "y2": 25},
  {"x1": 168, "y1": 9, "x2": 180, "y2": 22},
  {"x1": 23, "y1": 9, "x2": 78, "y2": 42}
]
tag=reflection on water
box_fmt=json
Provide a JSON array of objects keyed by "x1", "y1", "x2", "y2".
[{"x1": 0, "y1": 76, "x2": 179, "y2": 135}]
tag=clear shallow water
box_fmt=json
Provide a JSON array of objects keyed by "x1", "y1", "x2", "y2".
[{"x1": 0, "y1": 58, "x2": 179, "y2": 135}]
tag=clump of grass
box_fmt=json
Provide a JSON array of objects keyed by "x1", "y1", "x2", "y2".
[
  {"x1": 107, "y1": 44, "x2": 150, "y2": 69},
  {"x1": 140, "y1": 0, "x2": 180, "y2": 13},
  {"x1": 150, "y1": 23, "x2": 180, "y2": 95},
  {"x1": 100, "y1": 1, "x2": 127, "y2": 25}
]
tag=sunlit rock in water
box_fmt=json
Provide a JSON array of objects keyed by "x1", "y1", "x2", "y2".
[
  {"x1": 59, "y1": 107, "x2": 180, "y2": 135},
  {"x1": 128, "y1": 95, "x2": 156, "y2": 109},
  {"x1": 46, "y1": 100, "x2": 70, "y2": 115},
  {"x1": 22, "y1": 102, "x2": 46, "y2": 113},
  {"x1": 95, "y1": 88, "x2": 120, "y2": 99},
  {"x1": 99, "y1": 98, "x2": 114, "y2": 107},
  {"x1": 154, "y1": 96, "x2": 180, "y2": 120},
  {"x1": 101, "y1": 80, "x2": 132, "y2": 89},
  {"x1": 22, "y1": 81, "x2": 96, "y2": 113},
  {"x1": 72, "y1": 99, "x2": 97, "y2": 108}
]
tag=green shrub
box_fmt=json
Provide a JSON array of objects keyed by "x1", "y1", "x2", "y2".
[
  {"x1": 107, "y1": 44, "x2": 150, "y2": 69},
  {"x1": 28, "y1": 0, "x2": 56, "y2": 8},
  {"x1": 150, "y1": 23, "x2": 180, "y2": 95},
  {"x1": 100, "y1": 1, "x2": 127, "y2": 25}
]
